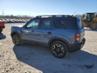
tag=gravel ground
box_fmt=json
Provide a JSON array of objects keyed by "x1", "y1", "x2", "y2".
[{"x1": 0, "y1": 23, "x2": 97, "y2": 73}]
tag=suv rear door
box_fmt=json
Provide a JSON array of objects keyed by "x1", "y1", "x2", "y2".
[{"x1": 33, "y1": 18, "x2": 54, "y2": 44}]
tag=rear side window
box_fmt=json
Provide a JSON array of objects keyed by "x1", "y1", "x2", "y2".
[
  {"x1": 77, "y1": 17, "x2": 84, "y2": 29},
  {"x1": 53, "y1": 17, "x2": 78, "y2": 29},
  {"x1": 39, "y1": 18, "x2": 53, "y2": 29}
]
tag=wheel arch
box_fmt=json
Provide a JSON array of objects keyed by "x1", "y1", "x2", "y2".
[
  {"x1": 11, "y1": 32, "x2": 20, "y2": 37},
  {"x1": 48, "y1": 38, "x2": 70, "y2": 49}
]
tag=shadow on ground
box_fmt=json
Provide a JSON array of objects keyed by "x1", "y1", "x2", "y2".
[
  {"x1": 0, "y1": 33, "x2": 6, "y2": 40},
  {"x1": 13, "y1": 44, "x2": 97, "y2": 73}
]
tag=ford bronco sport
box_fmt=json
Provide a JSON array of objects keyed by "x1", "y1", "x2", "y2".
[{"x1": 11, "y1": 15, "x2": 86, "y2": 58}]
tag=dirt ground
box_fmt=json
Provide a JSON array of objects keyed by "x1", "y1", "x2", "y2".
[{"x1": 0, "y1": 23, "x2": 97, "y2": 73}]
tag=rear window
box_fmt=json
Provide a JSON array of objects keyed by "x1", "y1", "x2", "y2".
[{"x1": 53, "y1": 17, "x2": 78, "y2": 29}]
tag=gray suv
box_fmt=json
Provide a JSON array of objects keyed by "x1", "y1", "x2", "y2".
[{"x1": 11, "y1": 15, "x2": 86, "y2": 58}]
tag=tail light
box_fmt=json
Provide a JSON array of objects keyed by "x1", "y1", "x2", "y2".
[{"x1": 75, "y1": 33, "x2": 80, "y2": 41}]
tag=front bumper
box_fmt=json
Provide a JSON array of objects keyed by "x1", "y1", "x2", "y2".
[{"x1": 68, "y1": 38, "x2": 86, "y2": 52}]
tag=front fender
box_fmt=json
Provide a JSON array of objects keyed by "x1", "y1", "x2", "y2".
[{"x1": 11, "y1": 26, "x2": 22, "y2": 36}]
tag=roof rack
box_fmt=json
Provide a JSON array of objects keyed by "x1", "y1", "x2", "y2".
[
  {"x1": 36, "y1": 15, "x2": 75, "y2": 18},
  {"x1": 36, "y1": 15, "x2": 52, "y2": 18}
]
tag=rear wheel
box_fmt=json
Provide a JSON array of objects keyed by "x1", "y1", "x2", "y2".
[
  {"x1": 12, "y1": 34, "x2": 21, "y2": 45},
  {"x1": 50, "y1": 41, "x2": 68, "y2": 58}
]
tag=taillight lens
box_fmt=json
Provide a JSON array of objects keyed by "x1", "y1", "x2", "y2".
[{"x1": 75, "y1": 33, "x2": 80, "y2": 41}]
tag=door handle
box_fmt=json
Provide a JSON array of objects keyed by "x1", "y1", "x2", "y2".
[
  {"x1": 22, "y1": 30, "x2": 31, "y2": 33},
  {"x1": 31, "y1": 30, "x2": 34, "y2": 32},
  {"x1": 47, "y1": 32, "x2": 52, "y2": 34}
]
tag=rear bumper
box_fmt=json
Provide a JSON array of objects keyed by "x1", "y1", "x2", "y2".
[{"x1": 68, "y1": 38, "x2": 86, "y2": 52}]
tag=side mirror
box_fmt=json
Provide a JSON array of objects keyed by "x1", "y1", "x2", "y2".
[
  {"x1": 22, "y1": 25, "x2": 26, "y2": 28},
  {"x1": 22, "y1": 22, "x2": 28, "y2": 28},
  {"x1": 22, "y1": 25, "x2": 32, "y2": 29}
]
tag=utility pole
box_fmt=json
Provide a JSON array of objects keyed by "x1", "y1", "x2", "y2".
[{"x1": 2, "y1": 10, "x2": 4, "y2": 16}]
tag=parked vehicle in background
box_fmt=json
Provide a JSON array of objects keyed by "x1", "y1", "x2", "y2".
[
  {"x1": 82, "y1": 13, "x2": 97, "y2": 30},
  {"x1": 0, "y1": 21, "x2": 5, "y2": 33},
  {"x1": 11, "y1": 15, "x2": 86, "y2": 58}
]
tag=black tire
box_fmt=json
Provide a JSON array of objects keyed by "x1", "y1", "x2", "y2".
[
  {"x1": 12, "y1": 34, "x2": 21, "y2": 45},
  {"x1": 0, "y1": 29, "x2": 3, "y2": 33},
  {"x1": 50, "y1": 41, "x2": 68, "y2": 58}
]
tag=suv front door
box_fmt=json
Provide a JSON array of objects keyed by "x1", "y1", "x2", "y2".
[{"x1": 21, "y1": 18, "x2": 41, "y2": 42}]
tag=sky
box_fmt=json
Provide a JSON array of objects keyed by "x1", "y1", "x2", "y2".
[{"x1": 0, "y1": 0, "x2": 97, "y2": 16}]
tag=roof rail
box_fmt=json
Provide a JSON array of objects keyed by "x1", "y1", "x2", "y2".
[
  {"x1": 36, "y1": 15, "x2": 75, "y2": 18},
  {"x1": 36, "y1": 15, "x2": 52, "y2": 18}
]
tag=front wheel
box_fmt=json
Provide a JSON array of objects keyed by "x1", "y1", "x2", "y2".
[
  {"x1": 50, "y1": 41, "x2": 68, "y2": 58},
  {"x1": 12, "y1": 34, "x2": 21, "y2": 45}
]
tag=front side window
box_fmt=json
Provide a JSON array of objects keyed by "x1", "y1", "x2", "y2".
[{"x1": 26, "y1": 19, "x2": 39, "y2": 29}]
